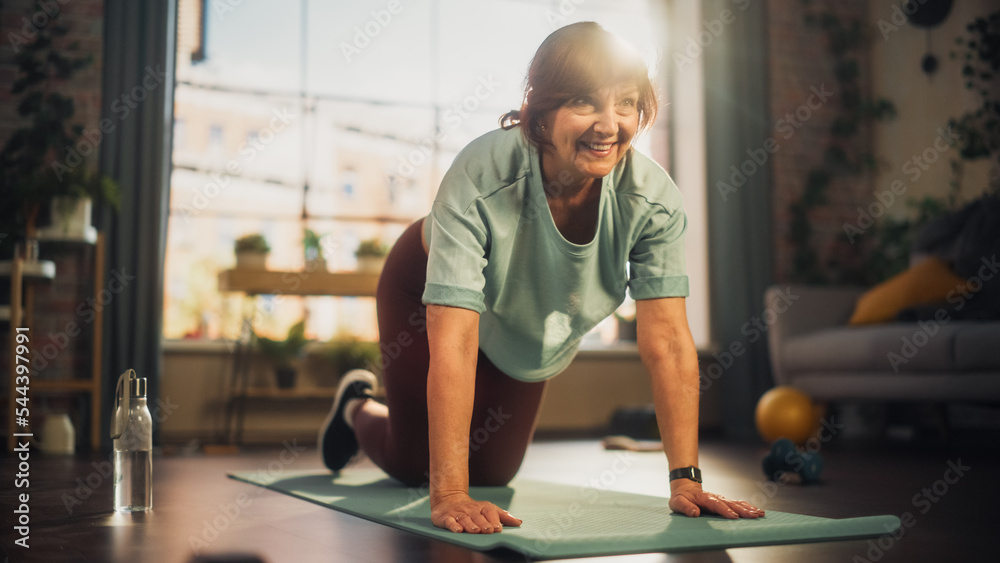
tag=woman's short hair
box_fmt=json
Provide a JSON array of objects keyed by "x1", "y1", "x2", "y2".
[{"x1": 500, "y1": 21, "x2": 658, "y2": 151}]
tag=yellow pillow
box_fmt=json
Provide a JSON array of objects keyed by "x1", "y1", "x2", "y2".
[{"x1": 848, "y1": 257, "x2": 968, "y2": 325}]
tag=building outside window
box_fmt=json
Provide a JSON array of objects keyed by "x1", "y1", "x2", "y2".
[{"x1": 164, "y1": 0, "x2": 685, "y2": 347}]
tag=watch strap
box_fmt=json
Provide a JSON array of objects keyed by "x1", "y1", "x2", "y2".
[{"x1": 669, "y1": 466, "x2": 702, "y2": 483}]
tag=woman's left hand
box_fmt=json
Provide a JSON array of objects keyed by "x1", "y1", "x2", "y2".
[{"x1": 668, "y1": 481, "x2": 765, "y2": 519}]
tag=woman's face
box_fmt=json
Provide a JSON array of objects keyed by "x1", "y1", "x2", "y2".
[{"x1": 540, "y1": 82, "x2": 641, "y2": 189}]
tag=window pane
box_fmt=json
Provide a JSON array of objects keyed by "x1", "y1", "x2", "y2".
[
  {"x1": 166, "y1": 0, "x2": 673, "y2": 345},
  {"x1": 303, "y1": 101, "x2": 436, "y2": 221}
]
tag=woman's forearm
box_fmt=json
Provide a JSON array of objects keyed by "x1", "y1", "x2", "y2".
[
  {"x1": 426, "y1": 305, "x2": 480, "y2": 503},
  {"x1": 645, "y1": 343, "x2": 701, "y2": 474},
  {"x1": 427, "y1": 360, "x2": 476, "y2": 502},
  {"x1": 635, "y1": 298, "x2": 702, "y2": 478}
]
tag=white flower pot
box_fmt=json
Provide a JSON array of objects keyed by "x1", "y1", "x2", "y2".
[
  {"x1": 37, "y1": 197, "x2": 97, "y2": 242},
  {"x1": 38, "y1": 413, "x2": 75, "y2": 455}
]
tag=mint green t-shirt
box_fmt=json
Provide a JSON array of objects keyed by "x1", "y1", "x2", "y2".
[{"x1": 422, "y1": 127, "x2": 688, "y2": 382}]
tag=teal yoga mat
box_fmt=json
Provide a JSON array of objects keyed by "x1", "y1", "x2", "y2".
[{"x1": 228, "y1": 469, "x2": 900, "y2": 559}]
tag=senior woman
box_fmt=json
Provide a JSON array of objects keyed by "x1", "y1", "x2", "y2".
[{"x1": 320, "y1": 21, "x2": 764, "y2": 534}]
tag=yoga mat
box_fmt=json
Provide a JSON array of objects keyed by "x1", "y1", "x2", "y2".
[{"x1": 228, "y1": 469, "x2": 900, "y2": 559}]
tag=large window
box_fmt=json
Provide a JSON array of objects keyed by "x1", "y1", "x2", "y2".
[{"x1": 164, "y1": 0, "x2": 676, "y2": 344}]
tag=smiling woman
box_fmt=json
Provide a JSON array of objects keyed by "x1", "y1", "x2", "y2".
[{"x1": 317, "y1": 20, "x2": 763, "y2": 537}]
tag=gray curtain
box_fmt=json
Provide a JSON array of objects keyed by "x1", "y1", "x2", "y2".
[
  {"x1": 703, "y1": 0, "x2": 775, "y2": 438},
  {"x1": 97, "y1": 0, "x2": 176, "y2": 448}
]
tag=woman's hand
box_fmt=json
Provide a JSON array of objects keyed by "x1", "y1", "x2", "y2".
[
  {"x1": 431, "y1": 491, "x2": 523, "y2": 534},
  {"x1": 668, "y1": 481, "x2": 764, "y2": 519}
]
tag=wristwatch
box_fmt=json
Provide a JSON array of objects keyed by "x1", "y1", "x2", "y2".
[{"x1": 669, "y1": 466, "x2": 702, "y2": 484}]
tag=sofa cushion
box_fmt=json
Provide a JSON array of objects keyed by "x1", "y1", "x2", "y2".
[
  {"x1": 783, "y1": 323, "x2": 965, "y2": 375},
  {"x1": 848, "y1": 257, "x2": 967, "y2": 325},
  {"x1": 954, "y1": 324, "x2": 1000, "y2": 371}
]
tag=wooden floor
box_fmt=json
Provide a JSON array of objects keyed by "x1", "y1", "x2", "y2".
[{"x1": 1, "y1": 435, "x2": 996, "y2": 563}]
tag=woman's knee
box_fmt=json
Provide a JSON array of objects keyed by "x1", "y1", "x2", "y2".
[
  {"x1": 468, "y1": 456, "x2": 523, "y2": 487},
  {"x1": 383, "y1": 457, "x2": 431, "y2": 489}
]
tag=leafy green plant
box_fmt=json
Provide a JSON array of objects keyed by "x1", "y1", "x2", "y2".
[
  {"x1": 0, "y1": 0, "x2": 119, "y2": 255},
  {"x1": 254, "y1": 320, "x2": 308, "y2": 369},
  {"x1": 355, "y1": 238, "x2": 389, "y2": 258},
  {"x1": 949, "y1": 10, "x2": 1000, "y2": 191},
  {"x1": 852, "y1": 196, "x2": 954, "y2": 283},
  {"x1": 834, "y1": 9, "x2": 1000, "y2": 286},
  {"x1": 234, "y1": 233, "x2": 270, "y2": 254},
  {"x1": 303, "y1": 228, "x2": 322, "y2": 250},
  {"x1": 321, "y1": 337, "x2": 380, "y2": 375},
  {"x1": 303, "y1": 228, "x2": 325, "y2": 263}
]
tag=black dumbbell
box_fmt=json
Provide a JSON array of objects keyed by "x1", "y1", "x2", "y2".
[{"x1": 762, "y1": 438, "x2": 823, "y2": 484}]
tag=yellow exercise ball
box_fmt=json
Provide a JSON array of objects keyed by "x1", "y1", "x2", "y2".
[{"x1": 755, "y1": 386, "x2": 819, "y2": 445}]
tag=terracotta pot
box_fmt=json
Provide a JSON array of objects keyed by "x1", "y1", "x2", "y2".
[
  {"x1": 235, "y1": 251, "x2": 268, "y2": 270},
  {"x1": 357, "y1": 255, "x2": 385, "y2": 274},
  {"x1": 305, "y1": 258, "x2": 327, "y2": 272}
]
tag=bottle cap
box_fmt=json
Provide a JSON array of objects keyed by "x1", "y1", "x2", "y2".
[{"x1": 130, "y1": 377, "x2": 147, "y2": 398}]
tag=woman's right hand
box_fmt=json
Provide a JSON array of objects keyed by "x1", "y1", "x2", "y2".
[{"x1": 431, "y1": 491, "x2": 523, "y2": 534}]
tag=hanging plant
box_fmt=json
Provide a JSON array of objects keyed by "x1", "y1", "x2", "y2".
[
  {"x1": 788, "y1": 2, "x2": 897, "y2": 284},
  {"x1": 948, "y1": 10, "x2": 1000, "y2": 189},
  {"x1": 849, "y1": 9, "x2": 1000, "y2": 285}
]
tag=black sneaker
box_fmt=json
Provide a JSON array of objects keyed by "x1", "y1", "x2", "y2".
[{"x1": 319, "y1": 369, "x2": 377, "y2": 472}]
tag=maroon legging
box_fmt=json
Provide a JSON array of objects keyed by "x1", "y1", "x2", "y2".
[{"x1": 355, "y1": 219, "x2": 548, "y2": 487}]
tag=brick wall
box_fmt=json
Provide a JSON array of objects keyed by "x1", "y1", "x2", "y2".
[
  {"x1": 766, "y1": 0, "x2": 876, "y2": 283},
  {"x1": 765, "y1": 0, "x2": 999, "y2": 285},
  {"x1": 1, "y1": 0, "x2": 104, "y2": 149},
  {"x1": 28, "y1": 245, "x2": 99, "y2": 381},
  {"x1": 2, "y1": 0, "x2": 105, "y2": 383}
]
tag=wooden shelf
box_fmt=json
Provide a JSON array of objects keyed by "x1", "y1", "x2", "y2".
[
  {"x1": 243, "y1": 387, "x2": 337, "y2": 399},
  {"x1": 35, "y1": 227, "x2": 99, "y2": 244},
  {"x1": 219, "y1": 267, "x2": 379, "y2": 443},
  {"x1": 5, "y1": 233, "x2": 105, "y2": 451},
  {"x1": 0, "y1": 259, "x2": 56, "y2": 280},
  {"x1": 217, "y1": 269, "x2": 379, "y2": 297},
  {"x1": 32, "y1": 380, "x2": 98, "y2": 392}
]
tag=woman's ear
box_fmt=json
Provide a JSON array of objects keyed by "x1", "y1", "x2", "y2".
[{"x1": 536, "y1": 114, "x2": 550, "y2": 134}]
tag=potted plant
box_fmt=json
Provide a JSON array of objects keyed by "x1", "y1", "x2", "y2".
[
  {"x1": 0, "y1": 3, "x2": 119, "y2": 257},
  {"x1": 321, "y1": 336, "x2": 381, "y2": 376},
  {"x1": 234, "y1": 234, "x2": 270, "y2": 270},
  {"x1": 303, "y1": 228, "x2": 327, "y2": 272},
  {"x1": 355, "y1": 237, "x2": 389, "y2": 273},
  {"x1": 254, "y1": 320, "x2": 309, "y2": 389}
]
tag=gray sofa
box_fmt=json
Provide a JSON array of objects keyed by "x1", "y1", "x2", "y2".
[{"x1": 765, "y1": 285, "x2": 1000, "y2": 402}]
